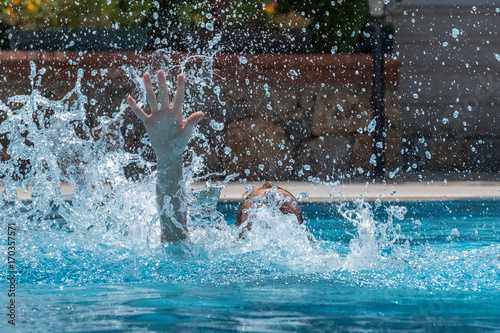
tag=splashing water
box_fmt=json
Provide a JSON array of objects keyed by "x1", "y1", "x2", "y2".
[{"x1": 0, "y1": 55, "x2": 498, "y2": 298}]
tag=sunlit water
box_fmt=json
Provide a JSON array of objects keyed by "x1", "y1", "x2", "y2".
[
  {"x1": 0, "y1": 59, "x2": 499, "y2": 332},
  {"x1": 2, "y1": 200, "x2": 499, "y2": 332}
]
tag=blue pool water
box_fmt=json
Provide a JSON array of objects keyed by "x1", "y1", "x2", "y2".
[
  {"x1": 0, "y1": 61, "x2": 499, "y2": 332},
  {"x1": 2, "y1": 199, "x2": 499, "y2": 332}
]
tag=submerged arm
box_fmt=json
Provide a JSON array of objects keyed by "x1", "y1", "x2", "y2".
[{"x1": 127, "y1": 71, "x2": 204, "y2": 242}]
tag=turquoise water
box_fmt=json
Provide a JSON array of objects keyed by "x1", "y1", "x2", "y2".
[
  {"x1": 3, "y1": 199, "x2": 499, "y2": 332},
  {"x1": 0, "y1": 60, "x2": 499, "y2": 332}
]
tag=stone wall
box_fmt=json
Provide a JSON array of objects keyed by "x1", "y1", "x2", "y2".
[
  {"x1": 0, "y1": 51, "x2": 401, "y2": 181},
  {"x1": 197, "y1": 79, "x2": 402, "y2": 181}
]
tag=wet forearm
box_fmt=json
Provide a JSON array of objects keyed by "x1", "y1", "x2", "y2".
[
  {"x1": 127, "y1": 71, "x2": 203, "y2": 243},
  {"x1": 156, "y1": 157, "x2": 187, "y2": 242}
]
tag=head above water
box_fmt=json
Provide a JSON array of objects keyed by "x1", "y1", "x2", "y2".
[{"x1": 235, "y1": 182, "x2": 304, "y2": 226}]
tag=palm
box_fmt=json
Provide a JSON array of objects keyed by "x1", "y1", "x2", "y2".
[{"x1": 127, "y1": 71, "x2": 204, "y2": 161}]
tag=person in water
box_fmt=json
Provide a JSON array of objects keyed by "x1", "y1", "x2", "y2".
[{"x1": 127, "y1": 71, "x2": 303, "y2": 242}]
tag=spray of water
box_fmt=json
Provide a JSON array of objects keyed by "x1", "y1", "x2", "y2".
[{"x1": 0, "y1": 55, "x2": 497, "y2": 292}]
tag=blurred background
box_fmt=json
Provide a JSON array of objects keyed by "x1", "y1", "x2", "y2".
[{"x1": 0, "y1": 0, "x2": 499, "y2": 183}]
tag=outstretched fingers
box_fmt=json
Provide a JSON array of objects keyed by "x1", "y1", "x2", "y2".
[
  {"x1": 127, "y1": 96, "x2": 149, "y2": 122},
  {"x1": 172, "y1": 74, "x2": 185, "y2": 111},
  {"x1": 157, "y1": 70, "x2": 170, "y2": 110},
  {"x1": 143, "y1": 73, "x2": 158, "y2": 114},
  {"x1": 129, "y1": 72, "x2": 203, "y2": 130},
  {"x1": 184, "y1": 111, "x2": 205, "y2": 132}
]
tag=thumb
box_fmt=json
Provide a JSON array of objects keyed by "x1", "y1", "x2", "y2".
[{"x1": 185, "y1": 111, "x2": 205, "y2": 132}]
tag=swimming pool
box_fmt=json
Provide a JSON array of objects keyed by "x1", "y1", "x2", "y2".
[
  {"x1": 3, "y1": 199, "x2": 499, "y2": 332},
  {"x1": 0, "y1": 60, "x2": 498, "y2": 332}
]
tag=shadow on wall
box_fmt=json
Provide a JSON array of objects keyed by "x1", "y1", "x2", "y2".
[{"x1": 392, "y1": 1, "x2": 500, "y2": 176}]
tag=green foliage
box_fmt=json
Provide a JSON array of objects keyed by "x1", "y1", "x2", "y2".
[
  {"x1": 278, "y1": 0, "x2": 370, "y2": 53},
  {"x1": 1, "y1": 0, "x2": 73, "y2": 30},
  {"x1": 176, "y1": 0, "x2": 275, "y2": 30},
  {"x1": 67, "y1": 0, "x2": 152, "y2": 29},
  {"x1": 1, "y1": 0, "x2": 152, "y2": 30},
  {"x1": 224, "y1": 1, "x2": 274, "y2": 28},
  {"x1": 161, "y1": 0, "x2": 370, "y2": 53},
  {"x1": 1, "y1": 0, "x2": 372, "y2": 52}
]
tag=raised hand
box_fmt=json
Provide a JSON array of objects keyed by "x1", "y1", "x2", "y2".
[
  {"x1": 127, "y1": 71, "x2": 205, "y2": 164},
  {"x1": 126, "y1": 70, "x2": 204, "y2": 242}
]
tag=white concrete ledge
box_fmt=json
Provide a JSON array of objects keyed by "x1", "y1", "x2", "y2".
[
  {"x1": 3, "y1": 181, "x2": 499, "y2": 202},
  {"x1": 211, "y1": 181, "x2": 500, "y2": 202}
]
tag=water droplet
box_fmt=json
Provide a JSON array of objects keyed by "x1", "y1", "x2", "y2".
[
  {"x1": 238, "y1": 56, "x2": 248, "y2": 64},
  {"x1": 451, "y1": 28, "x2": 460, "y2": 38},
  {"x1": 308, "y1": 176, "x2": 321, "y2": 184},
  {"x1": 258, "y1": 164, "x2": 264, "y2": 171},
  {"x1": 303, "y1": 164, "x2": 311, "y2": 171},
  {"x1": 450, "y1": 228, "x2": 460, "y2": 237},
  {"x1": 413, "y1": 93, "x2": 419, "y2": 99},
  {"x1": 209, "y1": 120, "x2": 224, "y2": 131},
  {"x1": 425, "y1": 151, "x2": 431, "y2": 159},
  {"x1": 357, "y1": 167, "x2": 364, "y2": 174},
  {"x1": 453, "y1": 111, "x2": 459, "y2": 118},
  {"x1": 442, "y1": 118, "x2": 449, "y2": 124},
  {"x1": 367, "y1": 119, "x2": 376, "y2": 133},
  {"x1": 206, "y1": 22, "x2": 214, "y2": 31},
  {"x1": 295, "y1": 192, "x2": 309, "y2": 201},
  {"x1": 388, "y1": 168, "x2": 400, "y2": 178},
  {"x1": 224, "y1": 147, "x2": 232, "y2": 155}
]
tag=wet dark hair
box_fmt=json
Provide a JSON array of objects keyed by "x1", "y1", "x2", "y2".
[{"x1": 235, "y1": 181, "x2": 303, "y2": 226}]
